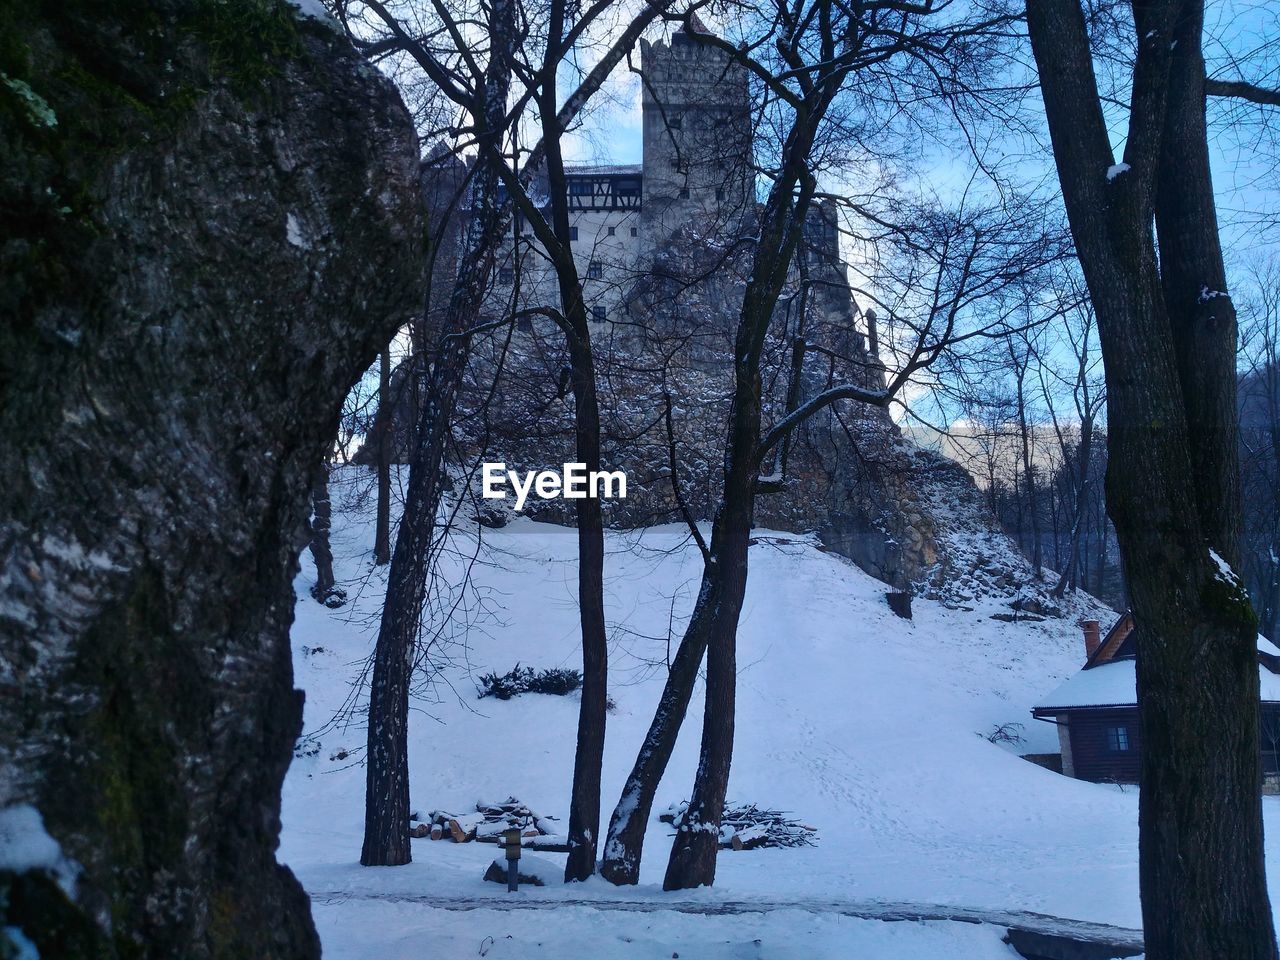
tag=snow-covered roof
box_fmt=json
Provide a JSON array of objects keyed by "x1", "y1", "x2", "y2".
[{"x1": 1035, "y1": 636, "x2": 1280, "y2": 711}]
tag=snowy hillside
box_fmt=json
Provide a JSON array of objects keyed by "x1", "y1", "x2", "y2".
[{"x1": 279, "y1": 473, "x2": 1280, "y2": 958}]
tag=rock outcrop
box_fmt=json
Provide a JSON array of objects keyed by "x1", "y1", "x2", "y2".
[
  {"x1": 0, "y1": 3, "x2": 421, "y2": 957},
  {"x1": 440, "y1": 205, "x2": 1066, "y2": 615}
]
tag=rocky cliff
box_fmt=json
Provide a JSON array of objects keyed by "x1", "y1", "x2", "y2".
[
  {"x1": 440, "y1": 207, "x2": 1070, "y2": 617},
  {"x1": 0, "y1": 3, "x2": 421, "y2": 957}
]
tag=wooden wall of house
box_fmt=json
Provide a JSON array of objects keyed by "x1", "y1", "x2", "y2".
[
  {"x1": 1066, "y1": 708, "x2": 1142, "y2": 783},
  {"x1": 1066, "y1": 703, "x2": 1280, "y2": 784}
]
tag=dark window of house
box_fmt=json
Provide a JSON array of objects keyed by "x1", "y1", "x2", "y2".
[
  {"x1": 1106, "y1": 726, "x2": 1130, "y2": 752},
  {"x1": 587, "y1": 260, "x2": 603, "y2": 280},
  {"x1": 592, "y1": 305, "x2": 606, "y2": 323},
  {"x1": 607, "y1": 226, "x2": 616, "y2": 236},
  {"x1": 569, "y1": 179, "x2": 592, "y2": 196},
  {"x1": 716, "y1": 187, "x2": 725, "y2": 201},
  {"x1": 630, "y1": 226, "x2": 638, "y2": 237},
  {"x1": 678, "y1": 188, "x2": 690, "y2": 200},
  {"x1": 516, "y1": 316, "x2": 533, "y2": 332},
  {"x1": 498, "y1": 267, "x2": 514, "y2": 284},
  {"x1": 569, "y1": 226, "x2": 578, "y2": 241},
  {"x1": 617, "y1": 178, "x2": 641, "y2": 198}
]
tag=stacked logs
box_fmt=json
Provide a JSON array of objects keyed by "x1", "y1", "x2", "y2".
[
  {"x1": 410, "y1": 797, "x2": 569, "y2": 850},
  {"x1": 660, "y1": 801, "x2": 818, "y2": 850}
]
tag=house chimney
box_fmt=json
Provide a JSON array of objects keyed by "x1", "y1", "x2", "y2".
[{"x1": 1082, "y1": 620, "x2": 1102, "y2": 660}]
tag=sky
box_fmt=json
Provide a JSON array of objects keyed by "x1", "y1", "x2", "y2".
[{"x1": 556, "y1": 3, "x2": 1279, "y2": 251}]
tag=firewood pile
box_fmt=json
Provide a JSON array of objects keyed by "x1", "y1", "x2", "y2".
[
  {"x1": 410, "y1": 797, "x2": 568, "y2": 850},
  {"x1": 660, "y1": 800, "x2": 818, "y2": 850}
]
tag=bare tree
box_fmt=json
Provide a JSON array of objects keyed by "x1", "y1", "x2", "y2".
[
  {"x1": 374, "y1": 349, "x2": 393, "y2": 565},
  {"x1": 355, "y1": 0, "x2": 517, "y2": 866},
  {"x1": 1240, "y1": 259, "x2": 1280, "y2": 639},
  {"x1": 343, "y1": 0, "x2": 676, "y2": 868},
  {"x1": 1040, "y1": 291, "x2": 1107, "y2": 599},
  {"x1": 309, "y1": 457, "x2": 347, "y2": 607},
  {"x1": 599, "y1": 0, "x2": 1046, "y2": 890}
]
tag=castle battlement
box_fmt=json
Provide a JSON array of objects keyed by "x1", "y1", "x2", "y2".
[{"x1": 486, "y1": 24, "x2": 755, "y2": 328}]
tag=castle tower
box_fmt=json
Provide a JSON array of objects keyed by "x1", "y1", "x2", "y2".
[{"x1": 639, "y1": 19, "x2": 752, "y2": 245}]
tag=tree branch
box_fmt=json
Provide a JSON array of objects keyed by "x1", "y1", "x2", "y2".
[
  {"x1": 758, "y1": 382, "x2": 890, "y2": 460},
  {"x1": 1206, "y1": 78, "x2": 1280, "y2": 108}
]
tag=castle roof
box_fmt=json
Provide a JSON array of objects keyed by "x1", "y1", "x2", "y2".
[{"x1": 682, "y1": 12, "x2": 713, "y2": 35}]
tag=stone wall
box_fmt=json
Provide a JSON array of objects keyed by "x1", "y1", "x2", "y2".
[{"x1": 445, "y1": 212, "x2": 1067, "y2": 615}]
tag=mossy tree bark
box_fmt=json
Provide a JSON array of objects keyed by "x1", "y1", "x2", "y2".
[{"x1": 0, "y1": 2, "x2": 423, "y2": 955}]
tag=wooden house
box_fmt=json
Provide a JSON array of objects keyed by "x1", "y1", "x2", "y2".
[{"x1": 1032, "y1": 612, "x2": 1280, "y2": 784}]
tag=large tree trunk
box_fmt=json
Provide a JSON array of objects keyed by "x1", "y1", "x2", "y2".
[
  {"x1": 661, "y1": 410, "x2": 756, "y2": 889},
  {"x1": 1027, "y1": 0, "x2": 1277, "y2": 955},
  {"x1": 0, "y1": 3, "x2": 423, "y2": 955},
  {"x1": 1143, "y1": 2, "x2": 1273, "y2": 954},
  {"x1": 360, "y1": 345, "x2": 465, "y2": 866}
]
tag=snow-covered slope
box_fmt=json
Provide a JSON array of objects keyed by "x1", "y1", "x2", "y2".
[{"x1": 278, "y1": 474, "x2": 1280, "y2": 957}]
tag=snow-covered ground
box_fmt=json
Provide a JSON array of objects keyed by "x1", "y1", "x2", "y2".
[{"x1": 279, "y1": 475, "x2": 1270, "y2": 957}]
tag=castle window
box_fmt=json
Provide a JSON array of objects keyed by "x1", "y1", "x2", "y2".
[
  {"x1": 716, "y1": 187, "x2": 725, "y2": 201},
  {"x1": 669, "y1": 116, "x2": 683, "y2": 130},
  {"x1": 678, "y1": 188, "x2": 690, "y2": 200},
  {"x1": 587, "y1": 260, "x2": 603, "y2": 280},
  {"x1": 569, "y1": 179, "x2": 592, "y2": 196},
  {"x1": 592, "y1": 305, "x2": 606, "y2": 323},
  {"x1": 498, "y1": 267, "x2": 514, "y2": 285},
  {"x1": 630, "y1": 226, "x2": 638, "y2": 237},
  {"x1": 517, "y1": 316, "x2": 533, "y2": 332},
  {"x1": 569, "y1": 226, "x2": 578, "y2": 241},
  {"x1": 607, "y1": 226, "x2": 616, "y2": 236}
]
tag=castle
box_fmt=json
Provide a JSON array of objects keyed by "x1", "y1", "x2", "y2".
[
  {"x1": 487, "y1": 21, "x2": 756, "y2": 331},
  {"x1": 424, "y1": 25, "x2": 1067, "y2": 619}
]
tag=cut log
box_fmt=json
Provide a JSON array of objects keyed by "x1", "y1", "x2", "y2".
[{"x1": 430, "y1": 824, "x2": 443, "y2": 841}]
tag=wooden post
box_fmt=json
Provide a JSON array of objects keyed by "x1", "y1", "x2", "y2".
[{"x1": 503, "y1": 827, "x2": 521, "y2": 892}]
